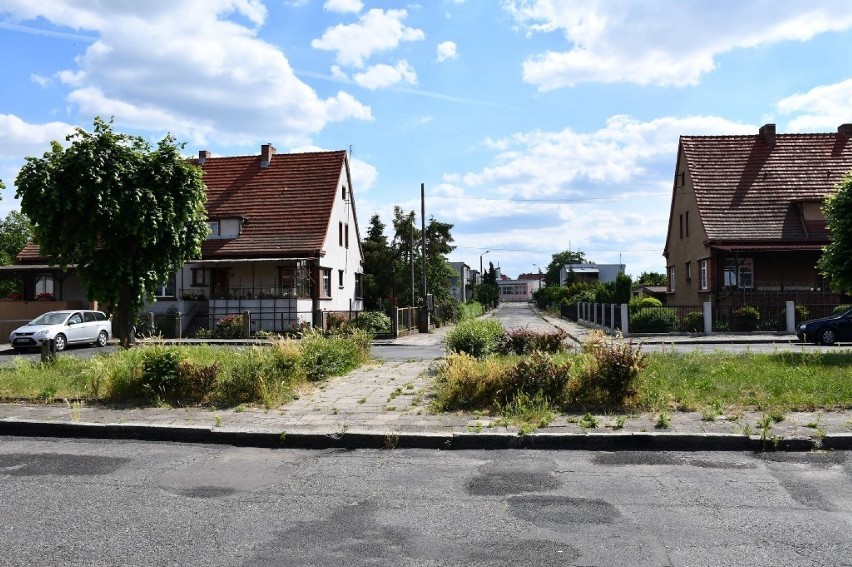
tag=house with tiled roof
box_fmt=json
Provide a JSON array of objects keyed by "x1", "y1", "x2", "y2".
[
  {"x1": 11, "y1": 145, "x2": 364, "y2": 333},
  {"x1": 663, "y1": 124, "x2": 852, "y2": 306}
]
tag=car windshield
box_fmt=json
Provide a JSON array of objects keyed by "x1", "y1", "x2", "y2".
[{"x1": 30, "y1": 312, "x2": 69, "y2": 326}]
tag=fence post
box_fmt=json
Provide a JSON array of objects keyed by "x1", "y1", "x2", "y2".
[
  {"x1": 593, "y1": 303, "x2": 598, "y2": 325},
  {"x1": 242, "y1": 310, "x2": 251, "y2": 338},
  {"x1": 576, "y1": 302, "x2": 580, "y2": 322},
  {"x1": 148, "y1": 311, "x2": 155, "y2": 332},
  {"x1": 621, "y1": 304, "x2": 629, "y2": 335},
  {"x1": 601, "y1": 303, "x2": 607, "y2": 328},
  {"x1": 176, "y1": 312, "x2": 183, "y2": 339},
  {"x1": 703, "y1": 301, "x2": 712, "y2": 335},
  {"x1": 610, "y1": 303, "x2": 616, "y2": 332},
  {"x1": 785, "y1": 300, "x2": 795, "y2": 334}
]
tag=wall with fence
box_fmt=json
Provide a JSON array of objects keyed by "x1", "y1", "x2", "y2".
[{"x1": 567, "y1": 300, "x2": 844, "y2": 336}]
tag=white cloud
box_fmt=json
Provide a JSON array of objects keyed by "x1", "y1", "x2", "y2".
[
  {"x1": 436, "y1": 40, "x2": 457, "y2": 62},
  {"x1": 353, "y1": 61, "x2": 417, "y2": 90},
  {"x1": 776, "y1": 79, "x2": 852, "y2": 132},
  {"x1": 324, "y1": 0, "x2": 363, "y2": 14},
  {"x1": 311, "y1": 8, "x2": 425, "y2": 68},
  {"x1": 428, "y1": 114, "x2": 757, "y2": 275},
  {"x1": 1, "y1": 1, "x2": 372, "y2": 147},
  {"x1": 30, "y1": 74, "x2": 51, "y2": 88},
  {"x1": 463, "y1": 114, "x2": 754, "y2": 197},
  {"x1": 504, "y1": 0, "x2": 852, "y2": 89},
  {"x1": 0, "y1": 114, "x2": 77, "y2": 160}
]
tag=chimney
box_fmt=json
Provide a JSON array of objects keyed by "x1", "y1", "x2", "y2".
[
  {"x1": 261, "y1": 143, "x2": 276, "y2": 168},
  {"x1": 198, "y1": 150, "x2": 211, "y2": 164},
  {"x1": 838, "y1": 124, "x2": 852, "y2": 137},
  {"x1": 759, "y1": 124, "x2": 776, "y2": 148}
]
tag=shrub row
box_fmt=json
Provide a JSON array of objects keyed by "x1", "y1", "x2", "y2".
[
  {"x1": 97, "y1": 330, "x2": 371, "y2": 407},
  {"x1": 434, "y1": 332, "x2": 646, "y2": 412},
  {"x1": 444, "y1": 319, "x2": 569, "y2": 357}
]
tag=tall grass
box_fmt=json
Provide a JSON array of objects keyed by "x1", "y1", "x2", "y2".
[{"x1": 0, "y1": 331, "x2": 371, "y2": 408}]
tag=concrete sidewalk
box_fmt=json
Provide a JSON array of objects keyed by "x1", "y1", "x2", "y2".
[{"x1": 1, "y1": 314, "x2": 850, "y2": 451}]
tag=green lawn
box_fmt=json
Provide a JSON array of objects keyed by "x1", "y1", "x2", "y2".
[{"x1": 639, "y1": 350, "x2": 852, "y2": 413}]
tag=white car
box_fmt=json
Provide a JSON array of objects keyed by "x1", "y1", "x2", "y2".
[{"x1": 9, "y1": 310, "x2": 112, "y2": 352}]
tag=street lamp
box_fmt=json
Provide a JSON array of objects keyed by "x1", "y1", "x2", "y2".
[{"x1": 479, "y1": 250, "x2": 490, "y2": 280}]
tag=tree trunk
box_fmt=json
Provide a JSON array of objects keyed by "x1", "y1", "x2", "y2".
[{"x1": 116, "y1": 285, "x2": 134, "y2": 348}]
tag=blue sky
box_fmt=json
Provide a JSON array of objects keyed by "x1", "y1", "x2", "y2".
[{"x1": 2, "y1": 1, "x2": 852, "y2": 279}]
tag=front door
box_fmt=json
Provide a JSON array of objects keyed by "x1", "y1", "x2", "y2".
[{"x1": 212, "y1": 269, "x2": 230, "y2": 299}]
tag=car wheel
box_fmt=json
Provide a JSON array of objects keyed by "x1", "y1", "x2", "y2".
[
  {"x1": 819, "y1": 328, "x2": 837, "y2": 346},
  {"x1": 96, "y1": 330, "x2": 108, "y2": 347},
  {"x1": 53, "y1": 333, "x2": 67, "y2": 352}
]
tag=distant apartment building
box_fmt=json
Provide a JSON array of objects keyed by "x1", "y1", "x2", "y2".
[
  {"x1": 449, "y1": 262, "x2": 474, "y2": 302},
  {"x1": 560, "y1": 263, "x2": 625, "y2": 286}
]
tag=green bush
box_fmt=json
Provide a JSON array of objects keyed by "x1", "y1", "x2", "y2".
[
  {"x1": 628, "y1": 296, "x2": 662, "y2": 313},
  {"x1": 574, "y1": 333, "x2": 646, "y2": 407},
  {"x1": 496, "y1": 327, "x2": 568, "y2": 355},
  {"x1": 459, "y1": 301, "x2": 485, "y2": 321},
  {"x1": 301, "y1": 329, "x2": 371, "y2": 381},
  {"x1": 501, "y1": 351, "x2": 573, "y2": 405},
  {"x1": 141, "y1": 347, "x2": 182, "y2": 402},
  {"x1": 213, "y1": 314, "x2": 245, "y2": 339},
  {"x1": 629, "y1": 307, "x2": 678, "y2": 333},
  {"x1": 731, "y1": 305, "x2": 760, "y2": 332},
  {"x1": 680, "y1": 311, "x2": 704, "y2": 333},
  {"x1": 444, "y1": 318, "x2": 504, "y2": 357},
  {"x1": 351, "y1": 311, "x2": 391, "y2": 334}
]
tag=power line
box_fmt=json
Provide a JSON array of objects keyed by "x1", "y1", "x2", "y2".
[{"x1": 424, "y1": 193, "x2": 668, "y2": 203}]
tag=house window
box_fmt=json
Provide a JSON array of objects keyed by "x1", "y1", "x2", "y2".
[
  {"x1": 354, "y1": 273, "x2": 363, "y2": 299},
  {"x1": 191, "y1": 268, "x2": 208, "y2": 287},
  {"x1": 723, "y1": 258, "x2": 753, "y2": 289},
  {"x1": 207, "y1": 221, "x2": 219, "y2": 236},
  {"x1": 345, "y1": 223, "x2": 349, "y2": 249},
  {"x1": 280, "y1": 266, "x2": 310, "y2": 298},
  {"x1": 339, "y1": 222, "x2": 344, "y2": 247},
  {"x1": 699, "y1": 259, "x2": 709, "y2": 290},
  {"x1": 342, "y1": 185, "x2": 347, "y2": 200},
  {"x1": 321, "y1": 269, "x2": 331, "y2": 298},
  {"x1": 679, "y1": 214, "x2": 683, "y2": 239},
  {"x1": 685, "y1": 211, "x2": 689, "y2": 237},
  {"x1": 668, "y1": 266, "x2": 675, "y2": 292},
  {"x1": 35, "y1": 274, "x2": 55, "y2": 296},
  {"x1": 338, "y1": 269, "x2": 344, "y2": 289},
  {"x1": 685, "y1": 261, "x2": 691, "y2": 280},
  {"x1": 155, "y1": 272, "x2": 176, "y2": 298}
]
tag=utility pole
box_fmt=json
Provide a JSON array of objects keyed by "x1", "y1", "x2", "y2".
[{"x1": 420, "y1": 183, "x2": 429, "y2": 332}]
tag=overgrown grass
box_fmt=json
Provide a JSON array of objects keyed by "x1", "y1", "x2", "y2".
[
  {"x1": 639, "y1": 349, "x2": 852, "y2": 412},
  {"x1": 458, "y1": 301, "x2": 485, "y2": 321},
  {"x1": 433, "y1": 337, "x2": 852, "y2": 431},
  {"x1": 0, "y1": 331, "x2": 371, "y2": 408}
]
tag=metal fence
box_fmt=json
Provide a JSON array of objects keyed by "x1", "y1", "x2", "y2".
[{"x1": 569, "y1": 300, "x2": 849, "y2": 335}]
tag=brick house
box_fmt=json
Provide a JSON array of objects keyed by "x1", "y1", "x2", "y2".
[
  {"x1": 9, "y1": 146, "x2": 364, "y2": 334},
  {"x1": 663, "y1": 124, "x2": 852, "y2": 307}
]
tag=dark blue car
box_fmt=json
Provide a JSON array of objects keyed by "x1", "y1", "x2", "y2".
[{"x1": 796, "y1": 307, "x2": 852, "y2": 345}]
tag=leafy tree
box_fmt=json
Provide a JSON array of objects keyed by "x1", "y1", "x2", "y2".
[
  {"x1": 0, "y1": 211, "x2": 33, "y2": 298},
  {"x1": 15, "y1": 118, "x2": 209, "y2": 347},
  {"x1": 635, "y1": 271, "x2": 667, "y2": 286},
  {"x1": 819, "y1": 174, "x2": 852, "y2": 292},
  {"x1": 544, "y1": 250, "x2": 587, "y2": 286},
  {"x1": 476, "y1": 261, "x2": 499, "y2": 308},
  {"x1": 361, "y1": 214, "x2": 395, "y2": 310}
]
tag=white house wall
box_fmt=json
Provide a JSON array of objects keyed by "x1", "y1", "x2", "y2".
[{"x1": 318, "y1": 164, "x2": 364, "y2": 313}]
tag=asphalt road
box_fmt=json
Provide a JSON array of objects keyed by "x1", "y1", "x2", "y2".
[{"x1": 1, "y1": 437, "x2": 850, "y2": 567}]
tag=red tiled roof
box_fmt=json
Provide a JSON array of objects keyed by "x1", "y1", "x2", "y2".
[
  {"x1": 16, "y1": 149, "x2": 350, "y2": 263},
  {"x1": 199, "y1": 150, "x2": 347, "y2": 258},
  {"x1": 681, "y1": 132, "x2": 852, "y2": 243}
]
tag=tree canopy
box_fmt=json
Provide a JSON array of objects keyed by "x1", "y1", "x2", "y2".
[
  {"x1": 544, "y1": 250, "x2": 587, "y2": 286},
  {"x1": 819, "y1": 174, "x2": 852, "y2": 292},
  {"x1": 635, "y1": 271, "x2": 667, "y2": 287},
  {"x1": 15, "y1": 117, "x2": 209, "y2": 346}
]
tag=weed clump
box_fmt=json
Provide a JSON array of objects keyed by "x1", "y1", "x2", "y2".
[
  {"x1": 496, "y1": 327, "x2": 568, "y2": 355},
  {"x1": 574, "y1": 332, "x2": 646, "y2": 407},
  {"x1": 445, "y1": 318, "x2": 504, "y2": 358}
]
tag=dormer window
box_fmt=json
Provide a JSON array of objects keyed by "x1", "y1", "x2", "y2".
[{"x1": 206, "y1": 218, "x2": 243, "y2": 239}]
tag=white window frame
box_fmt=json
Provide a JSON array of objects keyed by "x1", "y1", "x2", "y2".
[
  {"x1": 668, "y1": 266, "x2": 675, "y2": 292},
  {"x1": 699, "y1": 259, "x2": 709, "y2": 290}
]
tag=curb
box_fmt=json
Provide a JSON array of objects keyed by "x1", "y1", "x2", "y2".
[{"x1": 0, "y1": 419, "x2": 839, "y2": 452}]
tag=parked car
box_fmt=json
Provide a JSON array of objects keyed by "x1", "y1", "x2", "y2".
[
  {"x1": 796, "y1": 307, "x2": 852, "y2": 345},
  {"x1": 9, "y1": 310, "x2": 112, "y2": 352}
]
